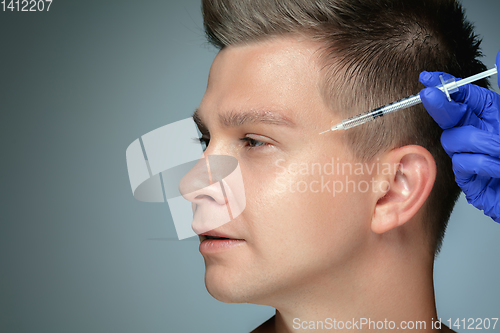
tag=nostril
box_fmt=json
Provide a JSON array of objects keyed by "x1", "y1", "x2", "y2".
[{"x1": 195, "y1": 194, "x2": 216, "y2": 201}]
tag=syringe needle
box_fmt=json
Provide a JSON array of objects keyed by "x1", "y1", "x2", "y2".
[{"x1": 319, "y1": 123, "x2": 344, "y2": 134}]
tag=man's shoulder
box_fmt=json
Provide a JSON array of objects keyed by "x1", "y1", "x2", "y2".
[
  {"x1": 248, "y1": 315, "x2": 458, "y2": 333},
  {"x1": 441, "y1": 323, "x2": 457, "y2": 333},
  {"x1": 250, "y1": 315, "x2": 275, "y2": 333}
]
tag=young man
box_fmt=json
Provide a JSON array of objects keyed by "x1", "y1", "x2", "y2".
[{"x1": 183, "y1": 0, "x2": 491, "y2": 331}]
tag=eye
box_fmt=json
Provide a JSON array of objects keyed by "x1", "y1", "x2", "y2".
[
  {"x1": 239, "y1": 136, "x2": 269, "y2": 150},
  {"x1": 193, "y1": 135, "x2": 271, "y2": 152},
  {"x1": 193, "y1": 135, "x2": 210, "y2": 151}
]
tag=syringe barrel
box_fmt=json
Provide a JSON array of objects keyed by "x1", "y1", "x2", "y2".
[
  {"x1": 329, "y1": 66, "x2": 497, "y2": 133},
  {"x1": 435, "y1": 67, "x2": 498, "y2": 95},
  {"x1": 341, "y1": 93, "x2": 422, "y2": 130}
]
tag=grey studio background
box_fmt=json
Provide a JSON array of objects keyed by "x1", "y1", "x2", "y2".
[{"x1": 1, "y1": 0, "x2": 500, "y2": 332}]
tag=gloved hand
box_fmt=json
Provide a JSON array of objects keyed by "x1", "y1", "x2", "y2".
[{"x1": 419, "y1": 50, "x2": 500, "y2": 223}]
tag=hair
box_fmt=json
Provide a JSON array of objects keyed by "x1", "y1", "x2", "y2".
[{"x1": 201, "y1": 0, "x2": 489, "y2": 255}]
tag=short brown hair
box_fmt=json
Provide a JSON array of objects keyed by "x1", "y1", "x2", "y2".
[{"x1": 202, "y1": 0, "x2": 489, "y2": 255}]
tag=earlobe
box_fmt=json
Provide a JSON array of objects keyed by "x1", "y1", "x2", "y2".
[{"x1": 371, "y1": 146, "x2": 436, "y2": 234}]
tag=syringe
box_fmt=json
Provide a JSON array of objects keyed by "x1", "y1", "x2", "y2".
[{"x1": 319, "y1": 66, "x2": 498, "y2": 134}]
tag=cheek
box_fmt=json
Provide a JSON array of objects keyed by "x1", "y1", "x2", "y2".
[
  {"x1": 240, "y1": 158, "x2": 367, "y2": 244},
  {"x1": 231, "y1": 156, "x2": 376, "y2": 287}
]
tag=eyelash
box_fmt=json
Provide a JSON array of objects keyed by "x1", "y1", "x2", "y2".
[
  {"x1": 193, "y1": 136, "x2": 269, "y2": 151},
  {"x1": 240, "y1": 137, "x2": 268, "y2": 150}
]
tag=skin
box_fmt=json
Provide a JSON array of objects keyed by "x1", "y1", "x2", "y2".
[{"x1": 184, "y1": 36, "x2": 455, "y2": 332}]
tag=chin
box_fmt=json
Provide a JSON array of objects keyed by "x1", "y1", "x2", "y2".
[
  {"x1": 205, "y1": 277, "x2": 243, "y2": 303},
  {"x1": 204, "y1": 265, "x2": 260, "y2": 304}
]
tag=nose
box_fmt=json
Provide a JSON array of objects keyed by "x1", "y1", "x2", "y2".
[
  {"x1": 179, "y1": 155, "x2": 228, "y2": 206},
  {"x1": 179, "y1": 154, "x2": 245, "y2": 235}
]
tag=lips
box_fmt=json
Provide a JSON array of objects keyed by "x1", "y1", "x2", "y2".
[
  {"x1": 200, "y1": 231, "x2": 242, "y2": 241},
  {"x1": 199, "y1": 231, "x2": 245, "y2": 253},
  {"x1": 203, "y1": 235, "x2": 231, "y2": 240}
]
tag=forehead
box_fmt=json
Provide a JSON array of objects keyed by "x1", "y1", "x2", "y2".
[{"x1": 200, "y1": 37, "x2": 329, "y2": 126}]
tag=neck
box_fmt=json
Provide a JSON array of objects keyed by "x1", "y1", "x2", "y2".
[{"x1": 269, "y1": 239, "x2": 440, "y2": 332}]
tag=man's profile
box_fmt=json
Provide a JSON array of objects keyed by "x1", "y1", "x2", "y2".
[{"x1": 181, "y1": 0, "x2": 489, "y2": 331}]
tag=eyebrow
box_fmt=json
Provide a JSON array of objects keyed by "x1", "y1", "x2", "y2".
[{"x1": 192, "y1": 108, "x2": 296, "y2": 130}]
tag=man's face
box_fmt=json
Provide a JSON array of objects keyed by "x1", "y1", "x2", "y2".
[{"x1": 189, "y1": 37, "x2": 377, "y2": 304}]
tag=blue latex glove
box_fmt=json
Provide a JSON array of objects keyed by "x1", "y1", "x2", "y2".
[{"x1": 419, "y1": 51, "x2": 500, "y2": 223}]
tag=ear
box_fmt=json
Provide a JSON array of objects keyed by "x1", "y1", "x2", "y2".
[{"x1": 371, "y1": 145, "x2": 436, "y2": 234}]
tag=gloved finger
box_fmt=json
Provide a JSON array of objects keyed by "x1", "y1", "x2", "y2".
[
  {"x1": 481, "y1": 178, "x2": 500, "y2": 223},
  {"x1": 451, "y1": 83, "x2": 499, "y2": 121},
  {"x1": 452, "y1": 153, "x2": 500, "y2": 181},
  {"x1": 420, "y1": 71, "x2": 477, "y2": 105},
  {"x1": 419, "y1": 71, "x2": 456, "y2": 88},
  {"x1": 420, "y1": 87, "x2": 467, "y2": 129},
  {"x1": 480, "y1": 178, "x2": 500, "y2": 222},
  {"x1": 420, "y1": 70, "x2": 500, "y2": 130},
  {"x1": 419, "y1": 71, "x2": 470, "y2": 128},
  {"x1": 461, "y1": 175, "x2": 500, "y2": 223},
  {"x1": 440, "y1": 126, "x2": 500, "y2": 157},
  {"x1": 422, "y1": 70, "x2": 499, "y2": 128},
  {"x1": 451, "y1": 85, "x2": 500, "y2": 134},
  {"x1": 419, "y1": 71, "x2": 465, "y2": 101}
]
